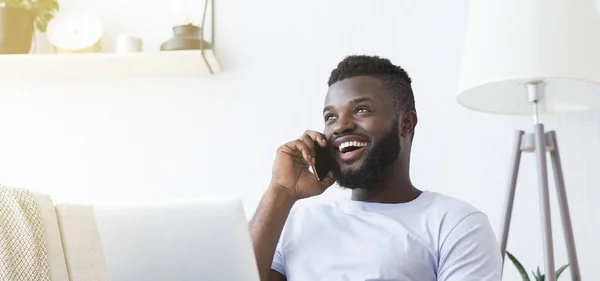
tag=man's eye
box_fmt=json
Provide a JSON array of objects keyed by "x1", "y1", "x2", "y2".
[
  {"x1": 355, "y1": 107, "x2": 369, "y2": 113},
  {"x1": 324, "y1": 114, "x2": 336, "y2": 121}
]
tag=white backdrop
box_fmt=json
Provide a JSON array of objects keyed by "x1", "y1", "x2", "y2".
[{"x1": 0, "y1": 1, "x2": 598, "y2": 280}]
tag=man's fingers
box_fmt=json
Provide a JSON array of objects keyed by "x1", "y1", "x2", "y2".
[
  {"x1": 299, "y1": 134, "x2": 316, "y2": 157},
  {"x1": 303, "y1": 130, "x2": 327, "y2": 147},
  {"x1": 319, "y1": 171, "x2": 336, "y2": 189},
  {"x1": 279, "y1": 130, "x2": 327, "y2": 167},
  {"x1": 290, "y1": 140, "x2": 313, "y2": 166}
]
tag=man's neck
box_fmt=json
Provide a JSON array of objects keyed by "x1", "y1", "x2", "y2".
[{"x1": 349, "y1": 161, "x2": 421, "y2": 204}]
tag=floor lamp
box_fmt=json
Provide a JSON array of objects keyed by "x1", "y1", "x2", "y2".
[{"x1": 457, "y1": 1, "x2": 600, "y2": 281}]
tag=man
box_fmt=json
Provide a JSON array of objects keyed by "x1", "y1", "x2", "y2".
[{"x1": 249, "y1": 55, "x2": 502, "y2": 281}]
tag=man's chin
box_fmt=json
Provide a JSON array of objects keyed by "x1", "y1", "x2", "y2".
[
  {"x1": 333, "y1": 167, "x2": 371, "y2": 190},
  {"x1": 337, "y1": 160, "x2": 364, "y2": 173}
]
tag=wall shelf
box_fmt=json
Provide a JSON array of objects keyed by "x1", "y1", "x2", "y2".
[{"x1": 0, "y1": 49, "x2": 220, "y2": 80}]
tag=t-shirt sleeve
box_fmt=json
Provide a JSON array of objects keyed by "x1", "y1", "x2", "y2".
[
  {"x1": 271, "y1": 238, "x2": 286, "y2": 276},
  {"x1": 437, "y1": 212, "x2": 503, "y2": 281}
]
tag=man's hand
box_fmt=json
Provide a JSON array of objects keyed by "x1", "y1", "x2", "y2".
[
  {"x1": 250, "y1": 130, "x2": 336, "y2": 281},
  {"x1": 270, "y1": 130, "x2": 336, "y2": 201}
]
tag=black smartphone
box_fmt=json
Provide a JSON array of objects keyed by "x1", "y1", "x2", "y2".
[{"x1": 312, "y1": 140, "x2": 337, "y2": 181}]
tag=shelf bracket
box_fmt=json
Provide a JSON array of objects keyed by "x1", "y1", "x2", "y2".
[{"x1": 200, "y1": 0, "x2": 215, "y2": 74}]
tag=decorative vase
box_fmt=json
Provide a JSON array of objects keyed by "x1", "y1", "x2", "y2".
[
  {"x1": 160, "y1": 23, "x2": 211, "y2": 51},
  {"x1": 0, "y1": 5, "x2": 35, "y2": 54}
]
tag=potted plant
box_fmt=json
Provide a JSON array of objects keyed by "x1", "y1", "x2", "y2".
[
  {"x1": 506, "y1": 251, "x2": 570, "y2": 281},
  {"x1": 0, "y1": 0, "x2": 59, "y2": 54}
]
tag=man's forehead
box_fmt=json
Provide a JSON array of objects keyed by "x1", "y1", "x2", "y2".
[{"x1": 324, "y1": 76, "x2": 387, "y2": 107}]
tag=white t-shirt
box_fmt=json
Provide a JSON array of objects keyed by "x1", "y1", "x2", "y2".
[{"x1": 271, "y1": 190, "x2": 502, "y2": 281}]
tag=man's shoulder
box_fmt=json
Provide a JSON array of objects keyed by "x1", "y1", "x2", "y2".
[
  {"x1": 426, "y1": 191, "x2": 482, "y2": 215},
  {"x1": 424, "y1": 191, "x2": 493, "y2": 237},
  {"x1": 287, "y1": 195, "x2": 344, "y2": 218},
  {"x1": 282, "y1": 191, "x2": 491, "y2": 234},
  {"x1": 278, "y1": 195, "x2": 345, "y2": 241},
  {"x1": 286, "y1": 191, "x2": 485, "y2": 220}
]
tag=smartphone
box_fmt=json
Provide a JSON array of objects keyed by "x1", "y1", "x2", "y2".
[{"x1": 311, "y1": 140, "x2": 337, "y2": 181}]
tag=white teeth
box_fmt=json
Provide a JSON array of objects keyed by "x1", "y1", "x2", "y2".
[{"x1": 338, "y1": 141, "x2": 367, "y2": 151}]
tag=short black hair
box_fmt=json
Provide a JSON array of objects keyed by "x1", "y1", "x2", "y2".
[{"x1": 327, "y1": 55, "x2": 415, "y2": 115}]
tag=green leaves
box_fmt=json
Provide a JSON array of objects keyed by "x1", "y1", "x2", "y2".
[
  {"x1": 532, "y1": 266, "x2": 543, "y2": 281},
  {"x1": 555, "y1": 264, "x2": 570, "y2": 279},
  {"x1": 0, "y1": 0, "x2": 59, "y2": 32},
  {"x1": 506, "y1": 251, "x2": 570, "y2": 281},
  {"x1": 506, "y1": 251, "x2": 531, "y2": 281}
]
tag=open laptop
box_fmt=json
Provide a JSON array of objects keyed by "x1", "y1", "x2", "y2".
[{"x1": 92, "y1": 197, "x2": 260, "y2": 281}]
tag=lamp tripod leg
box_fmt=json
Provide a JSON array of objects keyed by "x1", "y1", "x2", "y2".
[
  {"x1": 534, "y1": 123, "x2": 556, "y2": 281},
  {"x1": 548, "y1": 131, "x2": 581, "y2": 281},
  {"x1": 499, "y1": 130, "x2": 524, "y2": 270}
]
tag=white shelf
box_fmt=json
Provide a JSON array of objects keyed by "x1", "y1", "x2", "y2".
[{"x1": 0, "y1": 49, "x2": 220, "y2": 80}]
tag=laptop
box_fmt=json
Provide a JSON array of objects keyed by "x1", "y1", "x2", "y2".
[{"x1": 92, "y1": 197, "x2": 260, "y2": 281}]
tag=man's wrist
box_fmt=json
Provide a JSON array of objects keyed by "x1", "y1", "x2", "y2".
[{"x1": 267, "y1": 182, "x2": 297, "y2": 207}]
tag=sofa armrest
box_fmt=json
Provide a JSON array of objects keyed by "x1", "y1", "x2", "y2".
[
  {"x1": 55, "y1": 204, "x2": 109, "y2": 281},
  {"x1": 31, "y1": 192, "x2": 70, "y2": 281}
]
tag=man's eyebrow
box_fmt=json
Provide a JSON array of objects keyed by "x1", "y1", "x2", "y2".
[
  {"x1": 323, "y1": 97, "x2": 374, "y2": 113},
  {"x1": 349, "y1": 97, "x2": 373, "y2": 105}
]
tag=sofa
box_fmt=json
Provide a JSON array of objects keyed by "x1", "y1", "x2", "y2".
[{"x1": 1, "y1": 188, "x2": 111, "y2": 281}]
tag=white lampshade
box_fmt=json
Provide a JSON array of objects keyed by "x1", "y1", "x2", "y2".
[{"x1": 457, "y1": 0, "x2": 600, "y2": 115}]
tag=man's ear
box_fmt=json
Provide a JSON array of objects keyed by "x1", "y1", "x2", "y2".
[{"x1": 400, "y1": 111, "x2": 418, "y2": 138}]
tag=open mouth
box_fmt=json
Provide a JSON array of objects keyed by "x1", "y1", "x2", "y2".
[
  {"x1": 338, "y1": 141, "x2": 367, "y2": 153},
  {"x1": 337, "y1": 141, "x2": 368, "y2": 162}
]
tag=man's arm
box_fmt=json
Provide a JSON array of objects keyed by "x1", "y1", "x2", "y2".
[
  {"x1": 249, "y1": 185, "x2": 296, "y2": 281},
  {"x1": 437, "y1": 212, "x2": 503, "y2": 281},
  {"x1": 250, "y1": 130, "x2": 335, "y2": 281}
]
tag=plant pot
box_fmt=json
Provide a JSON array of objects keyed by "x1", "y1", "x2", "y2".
[
  {"x1": 160, "y1": 24, "x2": 212, "y2": 51},
  {"x1": 0, "y1": 5, "x2": 35, "y2": 54}
]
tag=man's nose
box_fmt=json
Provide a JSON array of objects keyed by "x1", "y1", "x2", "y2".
[{"x1": 333, "y1": 114, "x2": 356, "y2": 135}]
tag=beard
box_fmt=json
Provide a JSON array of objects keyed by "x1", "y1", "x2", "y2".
[{"x1": 333, "y1": 121, "x2": 401, "y2": 190}]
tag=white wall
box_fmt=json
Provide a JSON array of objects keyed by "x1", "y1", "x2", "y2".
[{"x1": 0, "y1": 0, "x2": 598, "y2": 280}]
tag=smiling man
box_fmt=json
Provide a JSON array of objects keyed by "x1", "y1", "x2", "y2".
[{"x1": 249, "y1": 55, "x2": 502, "y2": 281}]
